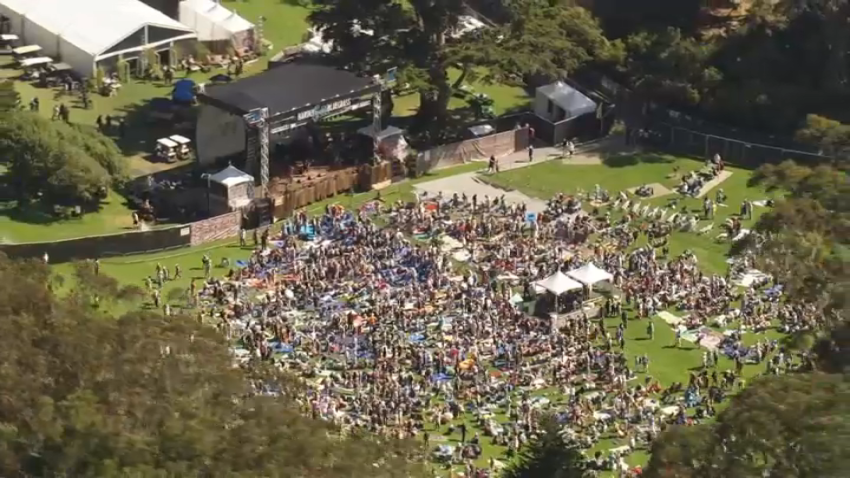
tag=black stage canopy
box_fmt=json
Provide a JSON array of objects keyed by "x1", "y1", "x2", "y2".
[{"x1": 200, "y1": 64, "x2": 381, "y2": 119}]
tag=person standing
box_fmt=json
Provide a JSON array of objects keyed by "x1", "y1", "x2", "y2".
[{"x1": 527, "y1": 144, "x2": 534, "y2": 163}]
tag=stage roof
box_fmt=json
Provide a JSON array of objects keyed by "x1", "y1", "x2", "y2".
[{"x1": 202, "y1": 64, "x2": 379, "y2": 117}]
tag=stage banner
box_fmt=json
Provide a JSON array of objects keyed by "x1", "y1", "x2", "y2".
[{"x1": 417, "y1": 128, "x2": 525, "y2": 174}]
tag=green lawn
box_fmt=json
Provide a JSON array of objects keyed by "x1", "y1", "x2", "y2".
[
  {"x1": 50, "y1": 156, "x2": 792, "y2": 477},
  {"x1": 0, "y1": 190, "x2": 136, "y2": 244},
  {"x1": 222, "y1": 0, "x2": 312, "y2": 53},
  {"x1": 393, "y1": 68, "x2": 531, "y2": 117},
  {"x1": 485, "y1": 154, "x2": 778, "y2": 274},
  {"x1": 56, "y1": 162, "x2": 485, "y2": 300},
  {"x1": 1, "y1": 58, "x2": 266, "y2": 177}
]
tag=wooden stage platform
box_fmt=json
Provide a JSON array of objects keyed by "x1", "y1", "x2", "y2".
[{"x1": 268, "y1": 162, "x2": 394, "y2": 217}]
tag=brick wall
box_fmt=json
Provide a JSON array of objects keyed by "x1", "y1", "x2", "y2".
[{"x1": 190, "y1": 211, "x2": 241, "y2": 246}]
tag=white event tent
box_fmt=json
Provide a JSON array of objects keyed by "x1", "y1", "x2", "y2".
[
  {"x1": 209, "y1": 164, "x2": 253, "y2": 188},
  {"x1": 535, "y1": 270, "x2": 583, "y2": 316},
  {"x1": 567, "y1": 263, "x2": 614, "y2": 286},
  {"x1": 0, "y1": 0, "x2": 197, "y2": 75},
  {"x1": 179, "y1": 0, "x2": 254, "y2": 49},
  {"x1": 536, "y1": 270, "x2": 583, "y2": 295}
]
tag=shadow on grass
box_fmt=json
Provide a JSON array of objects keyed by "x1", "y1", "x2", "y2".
[
  {"x1": 111, "y1": 97, "x2": 197, "y2": 159},
  {"x1": 601, "y1": 152, "x2": 675, "y2": 168},
  {"x1": 0, "y1": 199, "x2": 110, "y2": 226}
]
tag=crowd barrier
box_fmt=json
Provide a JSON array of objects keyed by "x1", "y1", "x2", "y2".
[{"x1": 416, "y1": 128, "x2": 528, "y2": 174}]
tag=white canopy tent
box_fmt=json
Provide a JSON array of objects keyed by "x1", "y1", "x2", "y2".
[
  {"x1": 179, "y1": 0, "x2": 254, "y2": 43},
  {"x1": 0, "y1": 0, "x2": 197, "y2": 75},
  {"x1": 567, "y1": 263, "x2": 613, "y2": 286},
  {"x1": 535, "y1": 270, "x2": 583, "y2": 295},
  {"x1": 535, "y1": 270, "x2": 583, "y2": 318},
  {"x1": 209, "y1": 165, "x2": 253, "y2": 187}
]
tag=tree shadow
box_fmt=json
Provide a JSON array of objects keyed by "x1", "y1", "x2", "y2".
[
  {"x1": 0, "y1": 198, "x2": 112, "y2": 225},
  {"x1": 109, "y1": 97, "x2": 198, "y2": 160},
  {"x1": 601, "y1": 152, "x2": 675, "y2": 168}
]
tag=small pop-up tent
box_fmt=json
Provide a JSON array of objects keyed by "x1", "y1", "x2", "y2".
[{"x1": 179, "y1": 0, "x2": 254, "y2": 52}]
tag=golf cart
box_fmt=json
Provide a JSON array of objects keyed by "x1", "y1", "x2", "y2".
[
  {"x1": 155, "y1": 137, "x2": 179, "y2": 163},
  {"x1": 39, "y1": 62, "x2": 74, "y2": 87},
  {"x1": 169, "y1": 135, "x2": 192, "y2": 160},
  {"x1": 0, "y1": 33, "x2": 18, "y2": 54},
  {"x1": 19, "y1": 56, "x2": 53, "y2": 80},
  {"x1": 12, "y1": 44, "x2": 41, "y2": 62}
]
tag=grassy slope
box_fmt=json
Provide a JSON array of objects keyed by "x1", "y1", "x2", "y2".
[
  {"x1": 52, "y1": 155, "x2": 788, "y2": 476},
  {"x1": 485, "y1": 155, "x2": 777, "y2": 274}
]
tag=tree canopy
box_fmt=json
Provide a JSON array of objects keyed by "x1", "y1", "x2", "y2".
[
  {"x1": 0, "y1": 255, "x2": 427, "y2": 478},
  {"x1": 309, "y1": 0, "x2": 616, "y2": 138},
  {"x1": 0, "y1": 112, "x2": 128, "y2": 207},
  {"x1": 503, "y1": 413, "x2": 588, "y2": 478},
  {"x1": 644, "y1": 373, "x2": 850, "y2": 478}
]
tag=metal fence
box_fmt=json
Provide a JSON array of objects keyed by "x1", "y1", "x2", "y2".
[{"x1": 652, "y1": 122, "x2": 830, "y2": 166}]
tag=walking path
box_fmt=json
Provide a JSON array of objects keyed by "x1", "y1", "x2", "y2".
[
  {"x1": 696, "y1": 171, "x2": 733, "y2": 198},
  {"x1": 412, "y1": 136, "x2": 634, "y2": 213},
  {"x1": 414, "y1": 147, "x2": 560, "y2": 213}
]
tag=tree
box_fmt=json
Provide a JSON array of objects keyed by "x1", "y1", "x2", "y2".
[
  {"x1": 0, "y1": 112, "x2": 127, "y2": 207},
  {"x1": 0, "y1": 253, "x2": 428, "y2": 478},
  {"x1": 644, "y1": 373, "x2": 850, "y2": 478},
  {"x1": 477, "y1": 1, "x2": 624, "y2": 86},
  {"x1": 794, "y1": 114, "x2": 850, "y2": 161},
  {"x1": 620, "y1": 28, "x2": 722, "y2": 108},
  {"x1": 309, "y1": 0, "x2": 617, "y2": 136},
  {"x1": 592, "y1": 0, "x2": 703, "y2": 39},
  {"x1": 503, "y1": 413, "x2": 588, "y2": 478},
  {"x1": 746, "y1": 161, "x2": 849, "y2": 369}
]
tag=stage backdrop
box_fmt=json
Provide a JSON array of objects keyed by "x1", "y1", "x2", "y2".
[{"x1": 416, "y1": 128, "x2": 528, "y2": 174}]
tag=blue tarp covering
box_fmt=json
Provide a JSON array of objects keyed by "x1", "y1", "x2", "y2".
[{"x1": 172, "y1": 79, "x2": 196, "y2": 103}]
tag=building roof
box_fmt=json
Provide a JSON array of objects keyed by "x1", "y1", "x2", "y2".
[
  {"x1": 538, "y1": 81, "x2": 597, "y2": 118},
  {"x1": 202, "y1": 63, "x2": 379, "y2": 117},
  {"x1": 180, "y1": 0, "x2": 253, "y2": 42},
  {"x1": 0, "y1": 0, "x2": 195, "y2": 57}
]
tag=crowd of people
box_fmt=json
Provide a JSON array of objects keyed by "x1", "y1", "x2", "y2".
[{"x1": 146, "y1": 179, "x2": 818, "y2": 477}]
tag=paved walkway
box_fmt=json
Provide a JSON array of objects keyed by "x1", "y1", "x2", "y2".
[
  {"x1": 414, "y1": 147, "x2": 561, "y2": 213},
  {"x1": 696, "y1": 170, "x2": 733, "y2": 198},
  {"x1": 412, "y1": 136, "x2": 634, "y2": 213}
]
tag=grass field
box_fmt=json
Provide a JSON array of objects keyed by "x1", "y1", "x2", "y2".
[
  {"x1": 0, "y1": 191, "x2": 137, "y2": 244},
  {"x1": 484, "y1": 154, "x2": 777, "y2": 274},
  {"x1": 393, "y1": 69, "x2": 531, "y2": 118},
  {"x1": 49, "y1": 153, "x2": 791, "y2": 476},
  {"x1": 223, "y1": 0, "x2": 312, "y2": 54}
]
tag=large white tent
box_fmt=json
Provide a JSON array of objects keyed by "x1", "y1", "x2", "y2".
[
  {"x1": 535, "y1": 270, "x2": 583, "y2": 295},
  {"x1": 567, "y1": 263, "x2": 614, "y2": 285},
  {"x1": 179, "y1": 0, "x2": 253, "y2": 43},
  {"x1": 0, "y1": 0, "x2": 197, "y2": 75}
]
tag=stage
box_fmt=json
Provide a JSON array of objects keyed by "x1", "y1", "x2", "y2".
[
  {"x1": 195, "y1": 62, "x2": 383, "y2": 169},
  {"x1": 267, "y1": 162, "x2": 394, "y2": 218}
]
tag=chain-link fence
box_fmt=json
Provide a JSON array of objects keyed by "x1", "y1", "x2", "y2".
[{"x1": 650, "y1": 122, "x2": 829, "y2": 167}]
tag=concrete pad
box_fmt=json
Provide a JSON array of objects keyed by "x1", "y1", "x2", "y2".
[
  {"x1": 696, "y1": 170, "x2": 733, "y2": 198},
  {"x1": 626, "y1": 183, "x2": 674, "y2": 199},
  {"x1": 561, "y1": 154, "x2": 603, "y2": 165},
  {"x1": 413, "y1": 172, "x2": 548, "y2": 213}
]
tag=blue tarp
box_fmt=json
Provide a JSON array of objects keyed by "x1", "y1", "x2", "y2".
[{"x1": 172, "y1": 79, "x2": 196, "y2": 103}]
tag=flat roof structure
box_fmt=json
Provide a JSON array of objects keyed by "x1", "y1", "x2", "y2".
[{"x1": 200, "y1": 63, "x2": 380, "y2": 118}]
